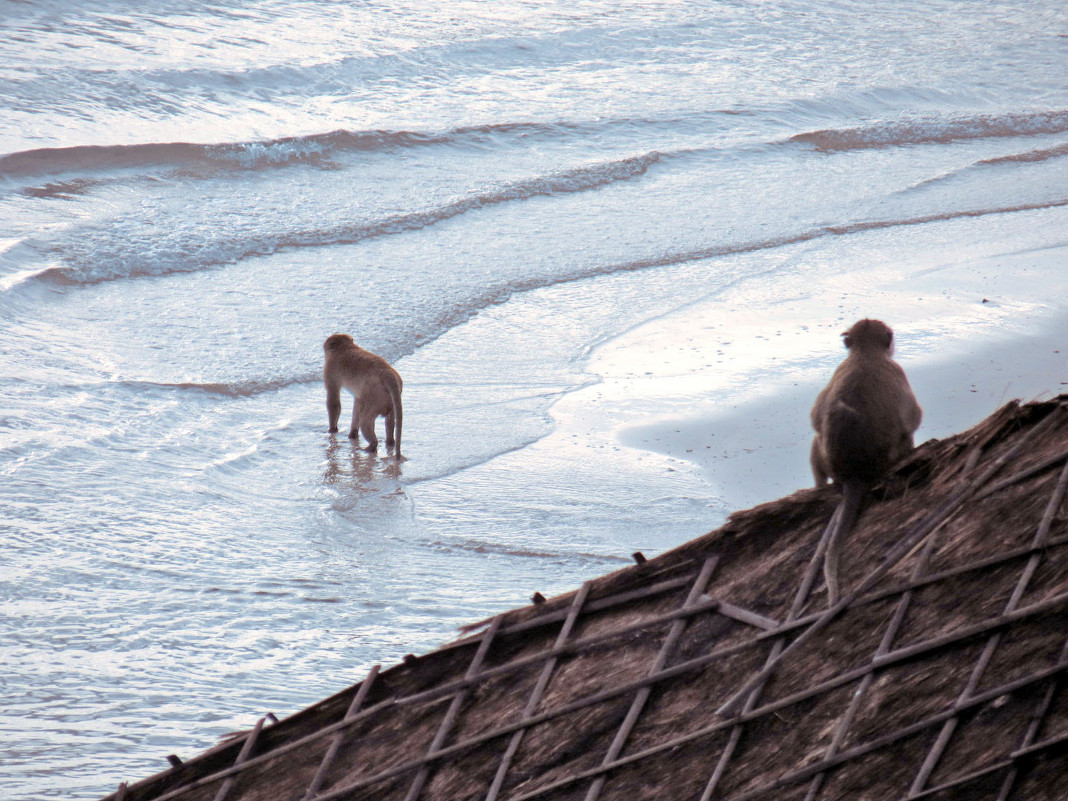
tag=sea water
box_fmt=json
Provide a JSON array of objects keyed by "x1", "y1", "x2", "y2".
[{"x1": 1, "y1": 1, "x2": 1066, "y2": 797}]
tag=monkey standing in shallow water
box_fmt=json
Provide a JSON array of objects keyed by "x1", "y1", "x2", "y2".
[
  {"x1": 323, "y1": 333, "x2": 403, "y2": 458},
  {"x1": 810, "y1": 319, "x2": 922, "y2": 605}
]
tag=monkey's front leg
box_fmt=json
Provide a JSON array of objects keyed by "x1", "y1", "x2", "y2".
[{"x1": 326, "y1": 385, "x2": 342, "y2": 433}]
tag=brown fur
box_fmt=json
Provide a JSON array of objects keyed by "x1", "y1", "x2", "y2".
[
  {"x1": 323, "y1": 333, "x2": 403, "y2": 458},
  {"x1": 810, "y1": 319, "x2": 922, "y2": 604}
]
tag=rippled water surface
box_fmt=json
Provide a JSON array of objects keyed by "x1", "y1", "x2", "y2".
[{"x1": 1, "y1": 1, "x2": 1066, "y2": 798}]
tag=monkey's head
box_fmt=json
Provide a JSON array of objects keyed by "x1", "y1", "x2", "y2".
[
  {"x1": 324, "y1": 333, "x2": 355, "y2": 352},
  {"x1": 842, "y1": 318, "x2": 894, "y2": 353}
]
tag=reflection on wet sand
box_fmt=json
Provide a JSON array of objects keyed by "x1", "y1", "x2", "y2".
[{"x1": 323, "y1": 434, "x2": 404, "y2": 492}]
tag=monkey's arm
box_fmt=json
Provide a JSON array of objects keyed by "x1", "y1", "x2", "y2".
[
  {"x1": 886, "y1": 361, "x2": 923, "y2": 433},
  {"x1": 904, "y1": 392, "x2": 923, "y2": 433}
]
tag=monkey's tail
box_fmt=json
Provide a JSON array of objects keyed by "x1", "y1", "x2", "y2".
[
  {"x1": 388, "y1": 381, "x2": 403, "y2": 459},
  {"x1": 824, "y1": 480, "x2": 866, "y2": 607}
]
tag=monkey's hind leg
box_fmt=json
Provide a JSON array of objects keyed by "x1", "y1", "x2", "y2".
[
  {"x1": 384, "y1": 411, "x2": 396, "y2": 450},
  {"x1": 357, "y1": 404, "x2": 379, "y2": 452},
  {"x1": 810, "y1": 436, "x2": 830, "y2": 486},
  {"x1": 347, "y1": 398, "x2": 361, "y2": 441}
]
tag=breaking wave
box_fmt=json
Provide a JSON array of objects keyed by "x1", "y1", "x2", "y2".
[
  {"x1": 901, "y1": 142, "x2": 1068, "y2": 192},
  {"x1": 26, "y1": 151, "x2": 665, "y2": 287},
  {"x1": 0, "y1": 122, "x2": 597, "y2": 182},
  {"x1": 500, "y1": 196, "x2": 1068, "y2": 295},
  {"x1": 120, "y1": 377, "x2": 314, "y2": 398},
  {"x1": 790, "y1": 110, "x2": 1068, "y2": 152},
  {"x1": 977, "y1": 142, "x2": 1068, "y2": 167}
]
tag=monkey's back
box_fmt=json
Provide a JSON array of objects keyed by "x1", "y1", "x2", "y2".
[
  {"x1": 324, "y1": 337, "x2": 401, "y2": 386},
  {"x1": 813, "y1": 353, "x2": 921, "y2": 482},
  {"x1": 323, "y1": 336, "x2": 403, "y2": 413}
]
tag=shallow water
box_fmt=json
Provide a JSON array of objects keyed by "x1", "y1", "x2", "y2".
[{"x1": 1, "y1": 1, "x2": 1066, "y2": 797}]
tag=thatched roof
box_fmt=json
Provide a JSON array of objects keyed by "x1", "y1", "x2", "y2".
[{"x1": 103, "y1": 395, "x2": 1068, "y2": 801}]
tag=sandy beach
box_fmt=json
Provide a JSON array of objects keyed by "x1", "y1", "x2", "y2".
[{"x1": 574, "y1": 207, "x2": 1068, "y2": 512}]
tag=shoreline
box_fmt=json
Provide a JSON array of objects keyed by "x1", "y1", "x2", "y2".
[
  {"x1": 615, "y1": 305, "x2": 1068, "y2": 512},
  {"x1": 567, "y1": 231, "x2": 1068, "y2": 513}
]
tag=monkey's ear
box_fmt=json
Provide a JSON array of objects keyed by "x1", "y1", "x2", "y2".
[{"x1": 841, "y1": 330, "x2": 852, "y2": 349}]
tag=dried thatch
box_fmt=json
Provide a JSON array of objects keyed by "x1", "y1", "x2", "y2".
[{"x1": 103, "y1": 395, "x2": 1068, "y2": 801}]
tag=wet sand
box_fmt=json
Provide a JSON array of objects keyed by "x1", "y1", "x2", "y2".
[{"x1": 581, "y1": 218, "x2": 1068, "y2": 512}]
